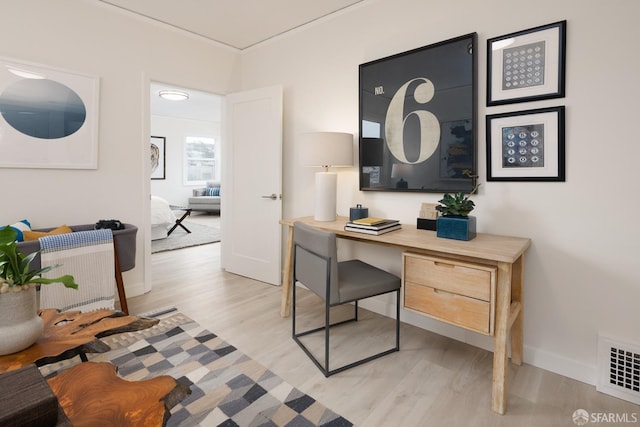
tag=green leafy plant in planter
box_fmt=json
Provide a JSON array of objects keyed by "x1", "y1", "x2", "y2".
[
  {"x1": 0, "y1": 226, "x2": 78, "y2": 355},
  {"x1": 435, "y1": 170, "x2": 480, "y2": 241},
  {"x1": 0, "y1": 227, "x2": 78, "y2": 292},
  {"x1": 435, "y1": 192, "x2": 476, "y2": 217}
]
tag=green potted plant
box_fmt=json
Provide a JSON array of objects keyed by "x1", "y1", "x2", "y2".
[
  {"x1": 435, "y1": 170, "x2": 479, "y2": 241},
  {"x1": 0, "y1": 226, "x2": 78, "y2": 355}
]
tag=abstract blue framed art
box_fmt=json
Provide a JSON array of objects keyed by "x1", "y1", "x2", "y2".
[{"x1": 0, "y1": 57, "x2": 99, "y2": 169}]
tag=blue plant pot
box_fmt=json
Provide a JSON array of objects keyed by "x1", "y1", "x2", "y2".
[{"x1": 436, "y1": 215, "x2": 476, "y2": 241}]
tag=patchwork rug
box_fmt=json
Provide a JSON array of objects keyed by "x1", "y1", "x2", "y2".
[
  {"x1": 151, "y1": 222, "x2": 221, "y2": 253},
  {"x1": 41, "y1": 310, "x2": 352, "y2": 427}
]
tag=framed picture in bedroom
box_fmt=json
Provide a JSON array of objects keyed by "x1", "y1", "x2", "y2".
[
  {"x1": 359, "y1": 33, "x2": 478, "y2": 193},
  {"x1": 487, "y1": 20, "x2": 566, "y2": 106},
  {"x1": 486, "y1": 106, "x2": 565, "y2": 181},
  {"x1": 150, "y1": 136, "x2": 166, "y2": 180}
]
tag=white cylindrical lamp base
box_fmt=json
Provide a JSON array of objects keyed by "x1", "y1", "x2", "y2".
[{"x1": 314, "y1": 172, "x2": 337, "y2": 222}]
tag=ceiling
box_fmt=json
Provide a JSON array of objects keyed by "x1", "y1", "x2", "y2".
[
  {"x1": 114, "y1": 0, "x2": 364, "y2": 120},
  {"x1": 150, "y1": 82, "x2": 222, "y2": 122},
  {"x1": 98, "y1": 0, "x2": 364, "y2": 50}
]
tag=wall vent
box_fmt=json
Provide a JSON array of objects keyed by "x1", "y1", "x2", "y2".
[{"x1": 597, "y1": 335, "x2": 640, "y2": 405}]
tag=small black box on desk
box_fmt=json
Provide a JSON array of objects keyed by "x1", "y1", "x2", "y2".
[{"x1": 417, "y1": 218, "x2": 437, "y2": 231}]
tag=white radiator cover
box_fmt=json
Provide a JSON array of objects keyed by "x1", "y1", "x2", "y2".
[{"x1": 597, "y1": 335, "x2": 640, "y2": 405}]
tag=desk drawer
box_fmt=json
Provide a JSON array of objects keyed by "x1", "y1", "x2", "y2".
[
  {"x1": 402, "y1": 252, "x2": 496, "y2": 335},
  {"x1": 403, "y1": 253, "x2": 495, "y2": 301},
  {"x1": 404, "y1": 283, "x2": 491, "y2": 334}
]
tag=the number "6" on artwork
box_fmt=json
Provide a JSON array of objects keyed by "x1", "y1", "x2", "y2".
[{"x1": 384, "y1": 78, "x2": 440, "y2": 164}]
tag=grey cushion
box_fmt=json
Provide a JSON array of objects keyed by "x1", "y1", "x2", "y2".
[{"x1": 338, "y1": 260, "x2": 400, "y2": 303}]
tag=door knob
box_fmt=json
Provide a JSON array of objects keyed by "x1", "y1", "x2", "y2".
[{"x1": 261, "y1": 193, "x2": 278, "y2": 200}]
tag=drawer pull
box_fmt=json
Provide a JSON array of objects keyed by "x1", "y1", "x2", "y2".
[{"x1": 434, "y1": 261, "x2": 454, "y2": 268}]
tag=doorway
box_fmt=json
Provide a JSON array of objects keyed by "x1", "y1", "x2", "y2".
[
  {"x1": 149, "y1": 81, "x2": 223, "y2": 253},
  {"x1": 148, "y1": 82, "x2": 283, "y2": 289}
]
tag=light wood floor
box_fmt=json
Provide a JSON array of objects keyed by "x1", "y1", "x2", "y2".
[{"x1": 129, "y1": 215, "x2": 639, "y2": 426}]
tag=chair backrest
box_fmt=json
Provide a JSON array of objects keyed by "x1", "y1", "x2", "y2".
[{"x1": 293, "y1": 222, "x2": 340, "y2": 305}]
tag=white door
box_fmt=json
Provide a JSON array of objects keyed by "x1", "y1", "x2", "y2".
[{"x1": 221, "y1": 85, "x2": 283, "y2": 285}]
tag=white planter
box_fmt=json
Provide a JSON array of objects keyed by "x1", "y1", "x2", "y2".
[{"x1": 0, "y1": 287, "x2": 43, "y2": 355}]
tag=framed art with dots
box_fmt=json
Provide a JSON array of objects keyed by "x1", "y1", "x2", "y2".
[
  {"x1": 486, "y1": 106, "x2": 565, "y2": 181},
  {"x1": 487, "y1": 21, "x2": 566, "y2": 106}
]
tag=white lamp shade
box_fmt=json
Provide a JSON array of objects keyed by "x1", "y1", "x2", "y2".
[{"x1": 301, "y1": 132, "x2": 353, "y2": 168}]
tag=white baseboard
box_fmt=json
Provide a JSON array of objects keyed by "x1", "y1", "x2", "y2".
[
  {"x1": 525, "y1": 345, "x2": 596, "y2": 385},
  {"x1": 360, "y1": 298, "x2": 596, "y2": 387}
]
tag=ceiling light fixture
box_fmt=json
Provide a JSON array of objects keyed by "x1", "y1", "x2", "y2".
[{"x1": 158, "y1": 90, "x2": 189, "y2": 101}]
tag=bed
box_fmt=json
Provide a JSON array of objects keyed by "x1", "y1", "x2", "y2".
[{"x1": 151, "y1": 196, "x2": 176, "y2": 240}]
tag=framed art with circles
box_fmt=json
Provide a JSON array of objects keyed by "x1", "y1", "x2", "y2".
[
  {"x1": 487, "y1": 21, "x2": 566, "y2": 106},
  {"x1": 486, "y1": 106, "x2": 565, "y2": 182}
]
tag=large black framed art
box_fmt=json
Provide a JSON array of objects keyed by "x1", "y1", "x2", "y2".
[{"x1": 359, "y1": 33, "x2": 477, "y2": 193}]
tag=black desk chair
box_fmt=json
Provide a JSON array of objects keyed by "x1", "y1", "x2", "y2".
[{"x1": 292, "y1": 221, "x2": 401, "y2": 376}]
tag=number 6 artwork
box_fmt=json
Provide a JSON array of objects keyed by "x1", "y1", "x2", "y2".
[
  {"x1": 385, "y1": 78, "x2": 440, "y2": 165},
  {"x1": 359, "y1": 33, "x2": 477, "y2": 193}
]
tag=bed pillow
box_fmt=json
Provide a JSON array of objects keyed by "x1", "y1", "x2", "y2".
[
  {"x1": 0, "y1": 219, "x2": 31, "y2": 242},
  {"x1": 151, "y1": 195, "x2": 176, "y2": 225},
  {"x1": 23, "y1": 224, "x2": 73, "y2": 241}
]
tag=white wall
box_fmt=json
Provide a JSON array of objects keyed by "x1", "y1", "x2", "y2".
[
  {"x1": 239, "y1": 0, "x2": 640, "y2": 385},
  {"x1": 0, "y1": 1, "x2": 239, "y2": 296},
  {"x1": 150, "y1": 115, "x2": 220, "y2": 207}
]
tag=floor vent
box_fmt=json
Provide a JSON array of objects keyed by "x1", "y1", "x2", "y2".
[{"x1": 597, "y1": 335, "x2": 640, "y2": 405}]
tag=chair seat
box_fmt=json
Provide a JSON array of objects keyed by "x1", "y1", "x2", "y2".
[{"x1": 337, "y1": 260, "x2": 401, "y2": 304}]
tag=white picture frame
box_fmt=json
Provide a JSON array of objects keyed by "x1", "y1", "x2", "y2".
[{"x1": 0, "y1": 57, "x2": 99, "y2": 169}]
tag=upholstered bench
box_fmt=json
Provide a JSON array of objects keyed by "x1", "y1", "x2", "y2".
[
  {"x1": 15, "y1": 224, "x2": 137, "y2": 272},
  {"x1": 14, "y1": 224, "x2": 138, "y2": 314},
  {"x1": 188, "y1": 181, "x2": 221, "y2": 212}
]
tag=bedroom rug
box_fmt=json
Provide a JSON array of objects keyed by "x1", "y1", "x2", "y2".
[
  {"x1": 40, "y1": 310, "x2": 353, "y2": 427},
  {"x1": 151, "y1": 222, "x2": 221, "y2": 253}
]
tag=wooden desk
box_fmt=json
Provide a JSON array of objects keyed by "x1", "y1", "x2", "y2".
[{"x1": 280, "y1": 216, "x2": 531, "y2": 414}]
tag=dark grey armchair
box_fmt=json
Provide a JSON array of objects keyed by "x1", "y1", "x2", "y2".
[{"x1": 292, "y1": 221, "x2": 401, "y2": 376}]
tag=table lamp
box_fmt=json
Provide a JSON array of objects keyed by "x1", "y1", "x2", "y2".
[{"x1": 301, "y1": 132, "x2": 353, "y2": 221}]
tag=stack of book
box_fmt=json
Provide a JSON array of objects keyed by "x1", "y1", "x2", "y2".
[{"x1": 344, "y1": 217, "x2": 401, "y2": 235}]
